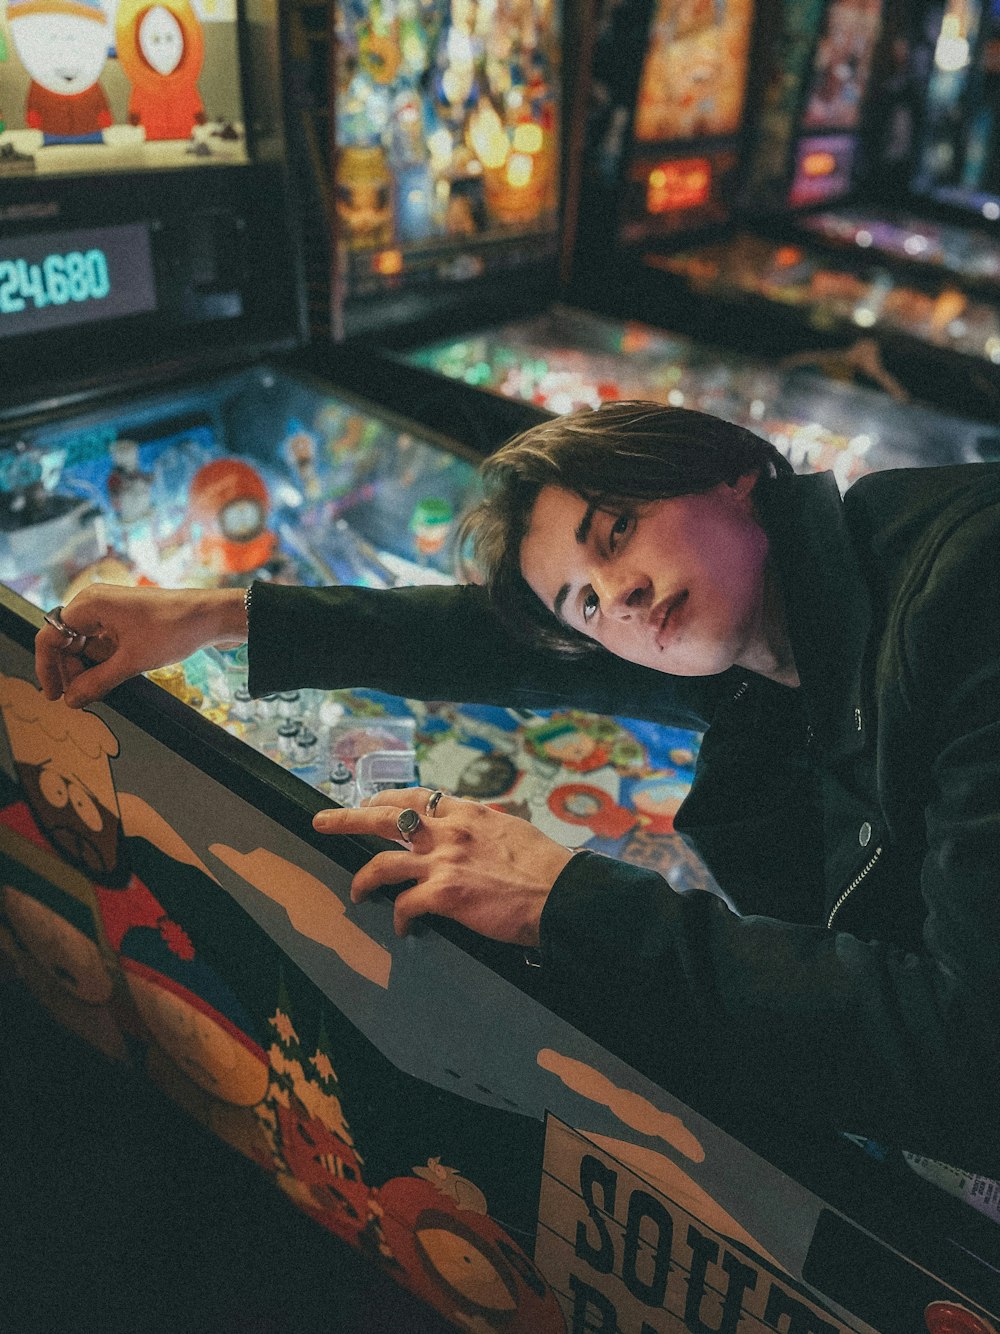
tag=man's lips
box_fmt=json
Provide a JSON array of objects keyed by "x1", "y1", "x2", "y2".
[{"x1": 654, "y1": 590, "x2": 688, "y2": 646}]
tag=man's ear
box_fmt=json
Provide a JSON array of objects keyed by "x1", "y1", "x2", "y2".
[{"x1": 730, "y1": 469, "x2": 760, "y2": 505}]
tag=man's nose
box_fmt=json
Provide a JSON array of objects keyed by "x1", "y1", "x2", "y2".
[{"x1": 593, "y1": 569, "x2": 652, "y2": 620}]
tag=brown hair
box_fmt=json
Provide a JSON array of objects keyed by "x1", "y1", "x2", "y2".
[{"x1": 459, "y1": 401, "x2": 790, "y2": 657}]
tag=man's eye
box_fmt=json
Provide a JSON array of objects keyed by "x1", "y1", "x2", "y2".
[
  {"x1": 582, "y1": 590, "x2": 600, "y2": 623},
  {"x1": 609, "y1": 513, "x2": 631, "y2": 550}
]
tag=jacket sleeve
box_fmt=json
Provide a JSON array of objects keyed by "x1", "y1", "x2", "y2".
[
  {"x1": 245, "y1": 579, "x2": 722, "y2": 730},
  {"x1": 540, "y1": 510, "x2": 1000, "y2": 1174}
]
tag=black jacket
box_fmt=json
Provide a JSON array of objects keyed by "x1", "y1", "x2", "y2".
[{"x1": 248, "y1": 465, "x2": 1000, "y2": 1174}]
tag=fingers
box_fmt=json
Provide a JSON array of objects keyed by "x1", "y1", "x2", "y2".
[
  {"x1": 360, "y1": 787, "x2": 441, "y2": 815},
  {"x1": 313, "y1": 803, "x2": 428, "y2": 843},
  {"x1": 312, "y1": 793, "x2": 554, "y2": 945},
  {"x1": 36, "y1": 623, "x2": 130, "y2": 708},
  {"x1": 348, "y1": 854, "x2": 448, "y2": 937},
  {"x1": 35, "y1": 624, "x2": 71, "y2": 701},
  {"x1": 313, "y1": 801, "x2": 446, "y2": 938},
  {"x1": 61, "y1": 655, "x2": 133, "y2": 709},
  {"x1": 35, "y1": 587, "x2": 116, "y2": 703}
]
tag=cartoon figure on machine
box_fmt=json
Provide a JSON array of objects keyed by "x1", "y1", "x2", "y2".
[
  {"x1": 378, "y1": 1164, "x2": 565, "y2": 1333},
  {"x1": 0, "y1": 674, "x2": 269, "y2": 1109},
  {"x1": 186, "y1": 457, "x2": 278, "y2": 577},
  {"x1": 114, "y1": 0, "x2": 206, "y2": 141},
  {"x1": 6, "y1": 0, "x2": 112, "y2": 143},
  {"x1": 0, "y1": 874, "x2": 128, "y2": 1061}
]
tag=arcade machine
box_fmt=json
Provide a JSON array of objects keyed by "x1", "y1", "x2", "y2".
[
  {"x1": 310, "y1": 0, "x2": 998, "y2": 486},
  {"x1": 1, "y1": 5, "x2": 999, "y2": 1333},
  {"x1": 615, "y1": 0, "x2": 1000, "y2": 419},
  {"x1": 799, "y1": 0, "x2": 1000, "y2": 283}
]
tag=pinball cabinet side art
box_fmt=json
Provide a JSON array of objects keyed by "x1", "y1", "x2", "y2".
[{"x1": 0, "y1": 584, "x2": 997, "y2": 1334}]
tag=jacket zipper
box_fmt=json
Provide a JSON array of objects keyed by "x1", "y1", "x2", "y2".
[
  {"x1": 827, "y1": 846, "x2": 883, "y2": 929},
  {"x1": 731, "y1": 680, "x2": 750, "y2": 704}
]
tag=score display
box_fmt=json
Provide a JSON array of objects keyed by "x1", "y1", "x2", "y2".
[{"x1": 0, "y1": 223, "x2": 157, "y2": 340}]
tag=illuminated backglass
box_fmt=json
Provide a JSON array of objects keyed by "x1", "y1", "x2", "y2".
[
  {"x1": 633, "y1": 0, "x2": 755, "y2": 142},
  {"x1": 334, "y1": 0, "x2": 561, "y2": 303}
]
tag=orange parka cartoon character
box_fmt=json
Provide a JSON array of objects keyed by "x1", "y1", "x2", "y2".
[{"x1": 114, "y1": 0, "x2": 205, "y2": 141}]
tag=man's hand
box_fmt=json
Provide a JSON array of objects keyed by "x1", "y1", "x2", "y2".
[
  {"x1": 313, "y1": 787, "x2": 573, "y2": 944},
  {"x1": 35, "y1": 584, "x2": 248, "y2": 708}
]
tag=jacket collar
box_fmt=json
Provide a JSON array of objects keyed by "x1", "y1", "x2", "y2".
[{"x1": 758, "y1": 470, "x2": 872, "y2": 759}]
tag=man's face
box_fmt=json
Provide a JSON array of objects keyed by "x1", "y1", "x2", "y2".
[
  {"x1": 520, "y1": 479, "x2": 769, "y2": 678},
  {"x1": 17, "y1": 759, "x2": 124, "y2": 881}
]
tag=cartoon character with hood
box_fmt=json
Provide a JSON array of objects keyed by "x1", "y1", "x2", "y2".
[
  {"x1": 115, "y1": 0, "x2": 205, "y2": 141},
  {"x1": 7, "y1": 0, "x2": 112, "y2": 143}
]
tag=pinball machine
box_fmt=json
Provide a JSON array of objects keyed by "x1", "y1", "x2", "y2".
[
  {"x1": 297, "y1": 0, "x2": 999, "y2": 488},
  {"x1": 593, "y1": 0, "x2": 1000, "y2": 419},
  {"x1": 1, "y1": 2, "x2": 999, "y2": 1332}
]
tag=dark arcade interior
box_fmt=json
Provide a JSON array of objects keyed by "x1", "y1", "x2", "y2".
[{"x1": 2, "y1": 0, "x2": 1000, "y2": 1329}]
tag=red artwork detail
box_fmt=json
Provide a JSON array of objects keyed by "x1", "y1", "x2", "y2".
[
  {"x1": 158, "y1": 915, "x2": 195, "y2": 960},
  {"x1": 924, "y1": 1302, "x2": 998, "y2": 1334},
  {"x1": 379, "y1": 1174, "x2": 566, "y2": 1333},
  {"x1": 548, "y1": 783, "x2": 638, "y2": 839},
  {"x1": 275, "y1": 1096, "x2": 376, "y2": 1248}
]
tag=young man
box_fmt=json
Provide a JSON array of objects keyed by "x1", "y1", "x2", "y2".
[{"x1": 36, "y1": 403, "x2": 1000, "y2": 1175}]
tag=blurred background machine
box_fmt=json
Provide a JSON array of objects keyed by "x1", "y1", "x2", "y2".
[
  {"x1": 570, "y1": 0, "x2": 1000, "y2": 421},
  {"x1": 283, "y1": 0, "x2": 1000, "y2": 485}
]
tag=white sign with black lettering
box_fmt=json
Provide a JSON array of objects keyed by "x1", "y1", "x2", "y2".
[{"x1": 536, "y1": 1115, "x2": 865, "y2": 1334}]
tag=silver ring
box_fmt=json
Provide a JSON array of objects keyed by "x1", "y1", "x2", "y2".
[
  {"x1": 425, "y1": 789, "x2": 444, "y2": 818},
  {"x1": 43, "y1": 606, "x2": 86, "y2": 650},
  {"x1": 395, "y1": 808, "x2": 421, "y2": 842}
]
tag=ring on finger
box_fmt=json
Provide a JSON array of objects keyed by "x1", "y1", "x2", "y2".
[
  {"x1": 396, "y1": 807, "x2": 422, "y2": 842},
  {"x1": 43, "y1": 606, "x2": 87, "y2": 652},
  {"x1": 425, "y1": 789, "x2": 445, "y2": 818}
]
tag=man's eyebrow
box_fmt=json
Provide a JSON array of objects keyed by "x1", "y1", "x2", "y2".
[
  {"x1": 575, "y1": 501, "x2": 598, "y2": 546},
  {"x1": 552, "y1": 501, "x2": 600, "y2": 621},
  {"x1": 551, "y1": 502, "x2": 600, "y2": 621}
]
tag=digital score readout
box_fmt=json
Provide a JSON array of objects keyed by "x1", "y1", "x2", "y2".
[{"x1": 0, "y1": 223, "x2": 157, "y2": 339}]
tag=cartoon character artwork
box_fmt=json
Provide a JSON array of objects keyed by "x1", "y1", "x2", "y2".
[
  {"x1": 0, "y1": 874, "x2": 129, "y2": 1061},
  {"x1": 280, "y1": 420, "x2": 322, "y2": 503},
  {"x1": 336, "y1": 144, "x2": 395, "y2": 248},
  {"x1": 379, "y1": 1164, "x2": 566, "y2": 1333},
  {"x1": 0, "y1": 674, "x2": 272, "y2": 1109},
  {"x1": 106, "y1": 438, "x2": 155, "y2": 528},
  {"x1": 0, "y1": 674, "x2": 132, "y2": 886},
  {"x1": 6, "y1": 0, "x2": 112, "y2": 143},
  {"x1": 114, "y1": 0, "x2": 206, "y2": 142},
  {"x1": 186, "y1": 457, "x2": 278, "y2": 577},
  {"x1": 253, "y1": 986, "x2": 386, "y2": 1255},
  {"x1": 119, "y1": 921, "x2": 271, "y2": 1107},
  {"x1": 247, "y1": 982, "x2": 568, "y2": 1330}
]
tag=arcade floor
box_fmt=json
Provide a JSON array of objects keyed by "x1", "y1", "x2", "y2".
[{"x1": 1, "y1": 985, "x2": 453, "y2": 1334}]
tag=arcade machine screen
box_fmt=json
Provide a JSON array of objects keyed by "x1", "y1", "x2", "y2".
[
  {"x1": 618, "y1": 0, "x2": 756, "y2": 244},
  {"x1": 334, "y1": 0, "x2": 561, "y2": 337},
  {"x1": 0, "y1": 0, "x2": 299, "y2": 414},
  {"x1": 0, "y1": 0, "x2": 248, "y2": 176},
  {"x1": 0, "y1": 368, "x2": 715, "y2": 893},
  {"x1": 651, "y1": 0, "x2": 1000, "y2": 380}
]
